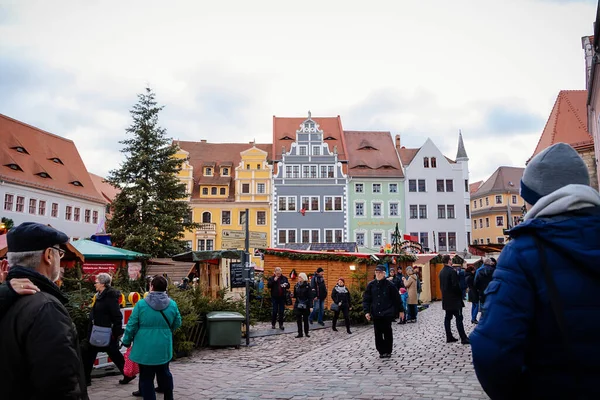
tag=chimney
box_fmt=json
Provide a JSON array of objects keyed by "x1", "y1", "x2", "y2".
[
  {"x1": 395, "y1": 134, "x2": 401, "y2": 150},
  {"x1": 200, "y1": 139, "x2": 207, "y2": 143}
]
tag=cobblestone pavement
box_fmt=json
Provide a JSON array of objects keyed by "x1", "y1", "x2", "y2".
[{"x1": 89, "y1": 302, "x2": 488, "y2": 399}]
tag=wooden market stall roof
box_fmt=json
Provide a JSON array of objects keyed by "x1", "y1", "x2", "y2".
[
  {"x1": 146, "y1": 258, "x2": 196, "y2": 279},
  {"x1": 71, "y1": 239, "x2": 150, "y2": 260},
  {"x1": 469, "y1": 243, "x2": 505, "y2": 256}
]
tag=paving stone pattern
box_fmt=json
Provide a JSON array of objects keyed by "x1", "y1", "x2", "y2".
[{"x1": 89, "y1": 302, "x2": 488, "y2": 399}]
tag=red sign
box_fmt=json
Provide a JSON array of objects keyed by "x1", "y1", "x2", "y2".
[{"x1": 82, "y1": 262, "x2": 117, "y2": 275}]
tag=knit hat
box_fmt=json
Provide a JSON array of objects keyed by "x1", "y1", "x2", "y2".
[
  {"x1": 316, "y1": 267, "x2": 324, "y2": 273},
  {"x1": 338, "y1": 277, "x2": 345, "y2": 283},
  {"x1": 521, "y1": 143, "x2": 589, "y2": 205}
]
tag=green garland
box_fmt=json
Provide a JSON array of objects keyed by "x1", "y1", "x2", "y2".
[{"x1": 263, "y1": 249, "x2": 416, "y2": 264}]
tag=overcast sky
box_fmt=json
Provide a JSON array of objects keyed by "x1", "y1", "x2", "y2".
[{"x1": 0, "y1": 0, "x2": 596, "y2": 183}]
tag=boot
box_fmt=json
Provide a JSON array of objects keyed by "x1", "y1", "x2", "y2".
[{"x1": 332, "y1": 320, "x2": 338, "y2": 331}]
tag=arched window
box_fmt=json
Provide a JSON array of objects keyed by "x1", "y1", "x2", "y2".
[
  {"x1": 202, "y1": 212, "x2": 211, "y2": 223},
  {"x1": 423, "y1": 157, "x2": 429, "y2": 168},
  {"x1": 431, "y1": 157, "x2": 437, "y2": 168}
]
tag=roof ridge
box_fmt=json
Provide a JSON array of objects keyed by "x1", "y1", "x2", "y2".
[
  {"x1": 0, "y1": 113, "x2": 75, "y2": 144},
  {"x1": 531, "y1": 93, "x2": 562, "y2": 160}
]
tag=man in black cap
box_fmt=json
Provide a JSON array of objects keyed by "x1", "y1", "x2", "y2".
[
  {"x1": 439, "y1": 254, "x2": 469, "y2": 345},
  {"x1": 309, "y1": 267, "x2": 327, "y2": 326},
  {"x1": 0, "y1": 222, "x2": 89, "y2": 399},
  {"x1": 363, "y1": 265, "x2": 404, "y2": 358}
]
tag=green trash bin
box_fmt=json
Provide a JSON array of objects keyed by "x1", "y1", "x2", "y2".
[{"x1": 206, "y1": 311, "x2": 245, "y2": 347}]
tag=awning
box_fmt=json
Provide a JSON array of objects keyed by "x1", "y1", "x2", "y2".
[
  {"x1": 171, "y1": 250, "x2": 243, "y2": 262},
  {"x1": 71, "y1": 239, "x2": 150, "y2": 260}
]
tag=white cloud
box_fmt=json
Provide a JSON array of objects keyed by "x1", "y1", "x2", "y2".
[{"x1": 0, "y1": 0, "x2": 595, "y2": 181}]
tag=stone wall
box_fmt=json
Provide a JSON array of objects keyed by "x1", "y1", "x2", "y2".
[{"x1": 579, "y1": 149, "x2": 598, "y2": 191}]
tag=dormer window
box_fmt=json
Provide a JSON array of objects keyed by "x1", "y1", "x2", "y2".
[
  {"x1": 5, "y1": 163, "x2": 23, "y2": 171},
  {"x1": 50, "y1": 157, "x2": 63, "y2": 164},
  {"x1": 222, "y1": 168, "x2": 229, "y2": 176},
  {"x1": 70, "y1": 181, "x2": 83, "y2": 187},
  {"x1": 431, "y1": 157, "x2": 437, "y2": 168},
  {"x1": 12, "y1": 146, "x2": 29, "y2": 154},
  {"x1": 423, "y1": 157, "x2": 429, "y2": 168},
  {"x1": 205, "y1": 167, "x2": 212, "y2": 176},
  {"x1": 324, "y1": 136, "x2": 336, "y2": 140},
  {"x1": 36, "y1": 172, "x2": 51, "y2": 179}
]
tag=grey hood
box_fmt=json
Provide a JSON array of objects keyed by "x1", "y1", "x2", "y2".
[
  {"x1": 524, "y1": 184, "x2": 600, "y2": 221},
  {"x1": 145, "y1": 291, "x2": 171, "y2": 311}
]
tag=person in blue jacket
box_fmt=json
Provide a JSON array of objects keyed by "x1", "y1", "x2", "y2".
[
  {"x1": 122, "y1": 275, "x2": 182, "y2": 400},
  {"x1": 470, "y1": 143, "x2": 600, "y2": 399}
]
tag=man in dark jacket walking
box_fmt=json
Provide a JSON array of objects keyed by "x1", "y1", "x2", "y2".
[
  {"x1": 474, "y1": 258, "x2": 495, "y2": 308},
  {"x1": 439, "y1": 254, "x2": 469, "y2": 345},
  {"x1": 266, "y1": 267, "x2": 289, "y2": 330},
  {"x1": 0, "y1": 222, "x2": 88, "y2": 399},
  {"x1": 471, "y1": 143, "x2": 600, "y2": 399},
  {"x1": 363, "y1": 265, "x2": 404, "y2": 358},
  {"x1": 309, "y1": 267, "x2": 327, "y2": 325}
]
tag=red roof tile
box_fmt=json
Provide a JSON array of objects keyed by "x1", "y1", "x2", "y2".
[
  {"x1": 469, "y1": 181, "x2": 483, "y2": 195},
  {"x1": 344, "y1": 131, "x2": 404, "y2": 178},
  {"x1": 530, "y1": 90, "x2": 593, "y2": 159},
  {"x1": 177, "y1": 141, "x2": 271, "y2": 200},
  {"x1": 398, "y1": 147, "x2": 420, "y2": 166},
  {"x1": 272, "y1": 116, "x2": 348, "y2": 162},
  {"x1": 89, "y1": 173, "x2": 120, "y2": 203},
  {"x1": 473, "y1": 166, "x2": 524, "y2": 196},
  {"x1": 0, "y1": 114, "x2": 106, "y2": 204}
]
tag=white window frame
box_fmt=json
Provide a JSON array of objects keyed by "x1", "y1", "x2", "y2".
[
  {"x1": 311, "y1": 229, "x2": 320, "y2": 243},
  {"x1": 299, "y1": 146, "x2": 307, "y2": 156},
  {"x1": 355, "y1": 201, "x2": 365, "y2": 217},
  {"x1": 389, "y1": 202, "x2": 399, "y2": 217},
  {"x1": 15, "y1": 196, "x2": 24, "y2": 213},
  {"x1": 373, "y1": 231, "x2": 383, "y2": 247},
  {"x1": 497, "y1": 237, "x2": 505, "y2": 244},
  {"x1": 355, "y1": 231, "x2": 366, "y2": 247},
  {"x1": 372, "y1": 202, "x2": 382, "y2": 217},
  {"x1": 257, "y1": 183, "x2": 266, "y2": 194},
  {"x1": 278, "y1": 196, "x2": 296, "y2": 211},
  {"x1": 496, "y1": 216, "x2": 504, "y2": 227},
  {"x1": 38, "y1": 200, "x2": 46, "y2": 216},
  {"x1": 324, "y1": 196, "x2": 343, "y2": 211},
  {"x1": 51, "y1": 202, "x2": 59, "y2": 218},
  {"x1": 256, "y1": 211, "x2": 266, "y2": 225},
  {"x1": 388, "y1": 183, "x2": 398, "y2": 193},
  {"x1": 221, "y1": 210, "x2": 231, "y2": 224},
  {"x1": 355, "y1": 183, "x2": 364, "y2": 193},
  {"x1": 312, "y1": 146, "x2": 320, "y2": 155},
  {"x1": 372, "y1": 183, "x2": 381, "y2": 193},
  {"x1": 4, "y1": 193, "x2": 14, "y2": 211},
  {"x1": 301, "y1": 229, "x2": 311, "y2": 243}
]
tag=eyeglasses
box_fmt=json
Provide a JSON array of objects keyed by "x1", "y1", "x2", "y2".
[{"x1": 49, "y1": 246, "x2": 65, "y2": 259}]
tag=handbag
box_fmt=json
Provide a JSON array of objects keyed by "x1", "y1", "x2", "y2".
[
  {"x1": 285, "y1": 291, "x2": 293, "y2": 306},
  {"x1": 123, "y1": 347, "x2": 139, "y2": 377},
  {"x1": 330, "y1": 303, "x2": 340, "y2": 312},
  {"x1": 297, "y1": 299, "x2": 308, "y2": 309},
  {"x1": 89, "y1": 324, "x2": 112, "y2": 347}
]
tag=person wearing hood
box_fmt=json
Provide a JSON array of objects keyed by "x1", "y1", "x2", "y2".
[
  {"x1": 122, "y1": 275, "x2": 182, "y2": 400},
  {"x1": 0, "y1": 222, "x2": 89, "y2": 399},
  {"x1": 470, "y1": 143, "x2": 600, "y2": 399},
  {"x1": 84, "y1": 272, "x2": 133, "y2": 387},
  {"x1": 473, "y1": 258, "x2": 496, "y2": 311}
]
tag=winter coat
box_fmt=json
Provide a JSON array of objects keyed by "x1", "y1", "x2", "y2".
[
  {"x1": 310, "y1": 274, "x2": 327, "y2": 300},
  {"x1": 470, "y1": 184, "x2": 600, "y2": 399},
  {"x1": 89, "y1": 286, "x2": 124, "y2": 340},
  {"x1": 465, "y1": 270, "x2": 479, "y2": 304},
  {"x1": 267, "y1": 275, "x2": 289, "y2": 299},
  {"x1": 457, "y1": 268, "x2": 467, "y2": 292},
  {"x1": 439, "y1": 265, "x2": 464, "y2": 311},
  {"x1": 122, "y1": 291, "x2": 182, "y2": 366},
  {"x1": 474, "y1": 265, "x2": 495, "y2": 305},
  {"x1": 388, "y1": 274, "x2": 404, "y2": 290},
  {"x1": 331, "y1": 285, "x2": 351, "y2": 307},
  {"x1": 293, "y1": 281, "x2": 313, "y2": 315},
  {"x1": 0, "y1": 267, "x2": 88, "y2": 400},
  {"x1": 404, "y1": 274, "x2": 418, "y2": 305},
  {"x1": 362, "y1": 278, "x2": 403, "y2": 318}
]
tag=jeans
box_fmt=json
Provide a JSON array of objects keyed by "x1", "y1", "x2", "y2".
[
  {"x1": 296, "y1": 309, "x2": 310, "y2": 336},
  {"x1": 471, "y1": 302, "x2": 479, "y2": 322},
  {"x1": 309, "y1": 299, "x2": 324, "y2": 323},
  {"x1": 139, "y1": 363, "x2": 173, "y2": 400},
  {"x1": 373, "y1": 317, "x2": 394, "y2": 355},
  {"x1": 444, "y1": 309, "x2": 468, "y2": 341},
  {"x1": 407, "y1": 304, "x2": 419, "y2": 321},
  {"x1": 84, "y1": 337, "x2": 125, "y2": 382},
  {"x1": 271, "y1": 297, "x2": 285, "y2": 327}
]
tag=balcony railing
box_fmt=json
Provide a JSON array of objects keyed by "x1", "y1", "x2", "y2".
[{"x1": 196, "y1": 223, "x2": 216, "y2": 235}]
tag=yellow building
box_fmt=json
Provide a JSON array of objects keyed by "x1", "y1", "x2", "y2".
[
  {"x1": 175, "y1": 141, "x2": 272, "y2": 297},
  {"x1": 471, "y1": 166, "x2": 525, "y2": 245}
]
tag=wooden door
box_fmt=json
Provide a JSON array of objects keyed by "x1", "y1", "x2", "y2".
[{"x1": 430, "y1": 263, "x2": 444, "y2": 300}]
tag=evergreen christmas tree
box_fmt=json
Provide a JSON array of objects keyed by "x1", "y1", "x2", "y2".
[{"x1": 107, "y1": 87, "x2": 199, "y2": 257}]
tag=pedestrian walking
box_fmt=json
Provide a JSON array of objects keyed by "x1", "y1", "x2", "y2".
[
  {"x1": 0, "y1": 222, "x2": 89, "y2": 399},
  {"x1": 471, "y1": 143, "x2": 600, "y2": 399},
  {"x1": 474, "y1": 258, "x2": 495, "y2": 311},
  {"x1": 363, "y1": 265, "x2": 404, "y2": 358},
  {"x1": 331, "y1": 277, "x2": 352, "y2": 334},
  {"x1": 402, "y1": 266, "x2": 419, "y2": 322},
  {"x1": 439, "y1": 254, "x2": 469, "y2": 345},
  {"x1": 387, "y1": 267, "x2": 404, "y2": 290},
  {"x1": 464, "y1": 265, "x2": 479, "y2": 324},
  {"x1": 455, "y1": 264, "x2": 467, "y2": 300},
  {"x1": 122, "y1": 275, "x2": 182, "y2": 400},
  {"x1": 84, "y1": 272, "x2": 135, "y2": 386},
  {"x1": 309, "y1": 267, "x2": 327, "y2": 325},
  {"x1": 266, "y1": 267, "x2": 289, "y2": 330},
  {"x1": 293, "y1": 273, "x2": 312, "y2": 338}
]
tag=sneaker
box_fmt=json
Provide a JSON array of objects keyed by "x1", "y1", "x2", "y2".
[
  {"x1": 461, "y1": 338, "x2": 471, "y2": 345},
  {"x1": 446, "y1": 337, "x2": 459, "y2": 343},
  {"x1": 379, "y1": 353, "x2": 386, "y2": 359},
  {"x1": 471, "y1": 320, "x2": 478, "y2": 324},
  {"x1": 279, "y1": 325, "x2": 285, "y2": 331},
  {"x1": 384, "y1": 353, "x2": 392, "y2": 358}
]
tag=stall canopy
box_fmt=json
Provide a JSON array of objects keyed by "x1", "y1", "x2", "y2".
[
  {"x1": 171, "y1": 250, "x2": 243, "y2": 262},
  {"x1": 71, "y1": 239, "x2": 150, "y2": 260}
]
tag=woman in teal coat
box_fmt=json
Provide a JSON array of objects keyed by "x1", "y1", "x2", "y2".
[{"x1": 122, "y1": 275, "x2": 182, "y2": 400}]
